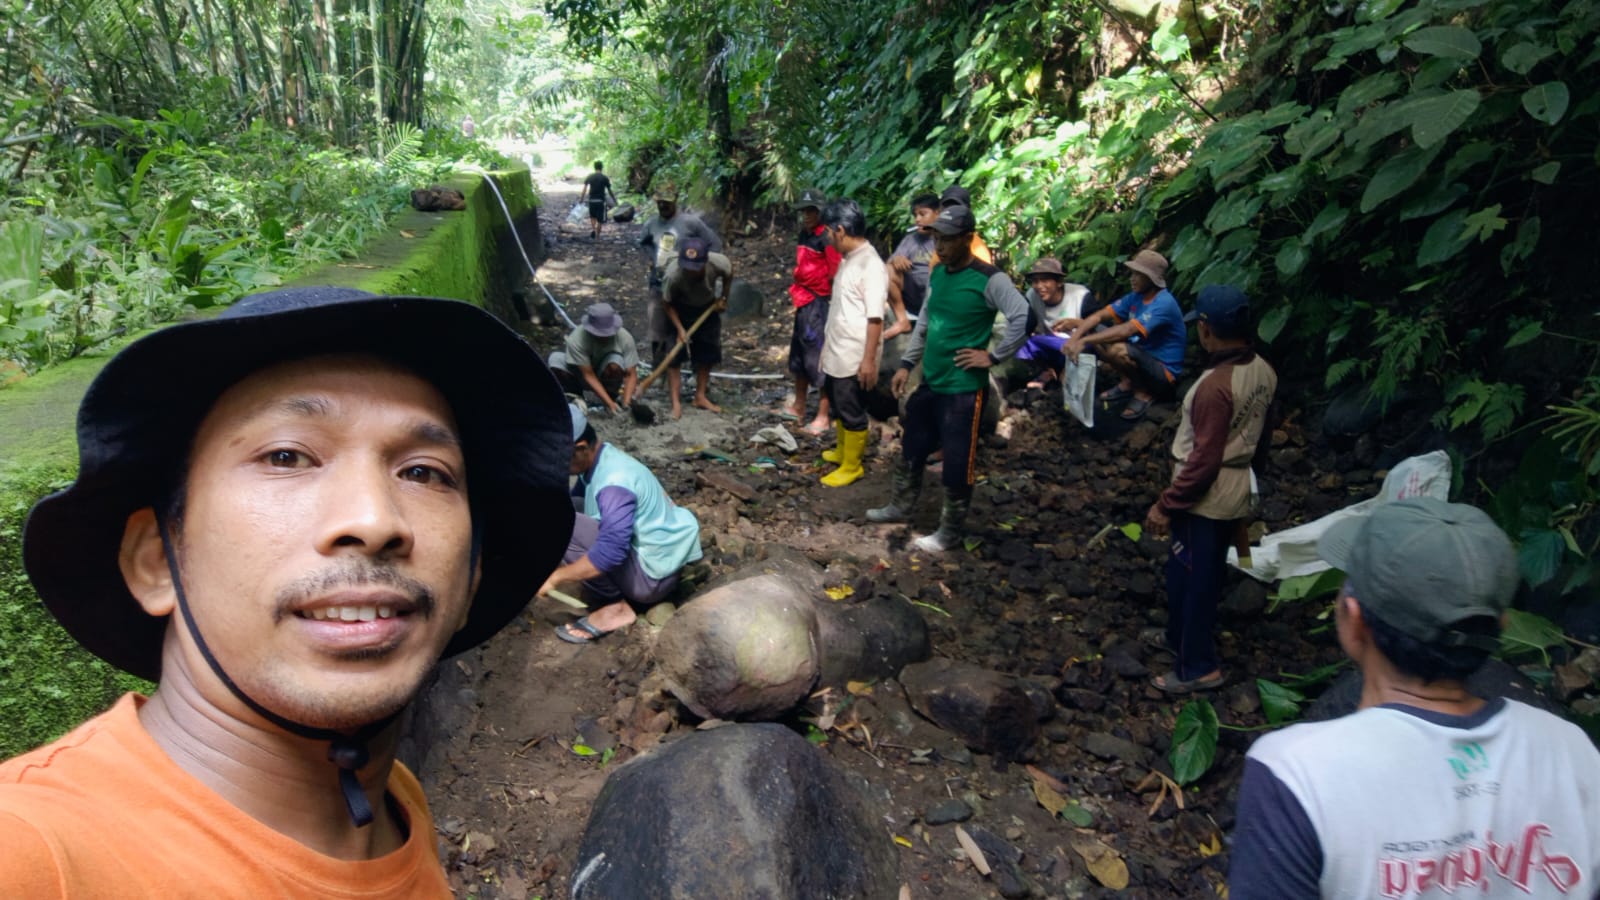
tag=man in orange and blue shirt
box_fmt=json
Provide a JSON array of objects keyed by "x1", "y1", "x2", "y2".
[{"x1": 1055, "y1": 248, "x2": 1185, "y2": 421}]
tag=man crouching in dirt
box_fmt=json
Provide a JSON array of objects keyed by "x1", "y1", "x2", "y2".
[
  {"x1": 1229, "y1": 498, "x2": 1600, "y2": 898},
  {"x1": 1144, "y1": 286, "x2": 1276, "y2": 694},
  {"x1": 542, "y1": 403, "x2": 703, "y2": 644},
  {"x1": 868, "y1": 204, "x2": 1028, "y2": 552},
  {"x1": 638, "y1": 187, "x2": 722, "y2": 387},
  {"x1": 0, "y1": 288, "x2": 573, "y2": 894},
  {"x1": 547, "y1": 302, "x2": 641, "y2": 415}
]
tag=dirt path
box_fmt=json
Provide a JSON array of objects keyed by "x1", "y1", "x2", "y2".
[{"x1": 420, "y1": 162, "x2": 1358, "y2": 899}]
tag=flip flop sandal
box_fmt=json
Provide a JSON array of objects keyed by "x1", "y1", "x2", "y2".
[
  {"x1": 1120, "y1": 397, "x2": 1151, "y2": 421},
  {"x1": 1099, "y1": 383, "x2": 1134, "y2": 402},
  {"x1": 1151, "y1": 670, "x2": 1226, "y2": 694},
  {"x1": 554, "y1": 616, "x2": 608, "y2": 644}
]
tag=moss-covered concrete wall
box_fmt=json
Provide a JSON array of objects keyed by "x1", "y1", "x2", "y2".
[{"x1": 0, "y1": 167, "x2": 539, "y2": 758}]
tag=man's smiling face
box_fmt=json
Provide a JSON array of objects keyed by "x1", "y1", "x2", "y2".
[{"x1": 153, "y1": 354, "x2": 478, "y2": 730}]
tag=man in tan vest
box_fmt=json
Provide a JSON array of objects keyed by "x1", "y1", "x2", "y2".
[{"x1": 1144, "y1": 285, "x2": 1276, "y2": 693}]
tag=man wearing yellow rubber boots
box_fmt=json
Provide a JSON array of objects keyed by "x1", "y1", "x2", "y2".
[{"x1": 817, "y1": 198, "x2": 886, "y2": 487}]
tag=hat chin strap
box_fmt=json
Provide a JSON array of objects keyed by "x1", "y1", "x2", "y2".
[{"x1": 156, "y1": 516, "x2": 393, "y2": 828}]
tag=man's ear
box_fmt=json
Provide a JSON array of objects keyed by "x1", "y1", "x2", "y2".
[{"x1": 119, "y1": 508, "x2": 177, "y2": 617}]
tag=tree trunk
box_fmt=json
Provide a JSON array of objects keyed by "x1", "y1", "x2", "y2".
[{"x1": 706, "y1": 30, "x2": 734, "y2": 209}]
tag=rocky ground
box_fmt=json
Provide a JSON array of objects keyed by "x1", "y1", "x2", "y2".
[{"x1": 412, "y1": 166, "x2": 1436, "y2": 900}]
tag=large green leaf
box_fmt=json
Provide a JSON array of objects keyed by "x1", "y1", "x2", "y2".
[
  {"x1": 1408, "y1": 90, "x2": 1481, "y2": 149},
  {"x1": 1360, "y1": 144, "x2": 1441, "y2": 213},
  {"x1": 1501, "y1": 43, "x2": 1555, "y2": 76},
  {"x1": 1170, "y1": 700, "x2": 1219, "y2": 785},
  {"x1": 1417, "y1": 209, "x2": 1471, "y2": 266},
  {"x1": 1204, "y1": 192, "x2": 1265, "y2": 234},
  {"x1": 1275, "y1": 237, "x2": 1310, "y2": 277},
  {"x1": 1521, "y1": 82, "x2": 1570, "y2": 125},
  {"x1": 1256, "y1": 679, "x2": 1306, "y2": 726},
  {"x1": 1303, "y1": 204, "x2": 1349, "y2": 244},
  {"x1": 1499, "y1": 609, "x2": 1565, "y2": 661},
  {"x1": 1402, "y1": 25, "x2": 1481, "y2": 60},
  {"x1": 1336, "y1": 72, "x2": 1402, "y2": 116},
  {"x1": 1518, "y1": 528, "x2": 1567, "y2": 587},
  {"x1": 1283, "y1": 115, "x2": 1341, "y2": 158},
  {"x1": 1259, "y1": 303, "x2": 1292, "y2": 343}
]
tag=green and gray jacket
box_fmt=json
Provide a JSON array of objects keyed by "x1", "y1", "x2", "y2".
[{"x1": 900, "y1": 260, "x2": 1029, "y2": 394}]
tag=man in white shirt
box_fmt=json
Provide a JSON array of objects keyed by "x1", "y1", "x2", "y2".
[
  {"x1": 815, "y1": 198, "x2": 886, "y2": 488},
  {"x1": 1230, "y1": 498, "x2": 1600, "y2": 899}
]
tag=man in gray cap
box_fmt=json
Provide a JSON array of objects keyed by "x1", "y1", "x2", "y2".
[
  {"x1": 0, "y1": 288, "x2": 573, "y2": 894},
  {"x1": 1229, "y1": 498, "x2": 1600, "y2": 898},
  {"x1": 1053, "y1": 247, "x2": 1185, "y2": 421},
  {"x1": 548, "y1": 302, "x2": 641, "y2": 414},
  {"x1": 1014, "y1": 256, "x2": 1093, "y2": 388}
]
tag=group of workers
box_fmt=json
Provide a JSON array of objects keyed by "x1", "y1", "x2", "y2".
[{"x1": 2, "y1": 178, "x2": 1594, "y2": 899}]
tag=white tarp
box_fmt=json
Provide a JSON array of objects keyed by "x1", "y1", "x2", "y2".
[{"x1": 1231, "y1": 449, "x2": 1453, "y2": 582}]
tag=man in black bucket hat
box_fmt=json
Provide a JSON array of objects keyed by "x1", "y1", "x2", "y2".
[{"x1": 0, "y1": 287, "x2": 573, "y2": 895}]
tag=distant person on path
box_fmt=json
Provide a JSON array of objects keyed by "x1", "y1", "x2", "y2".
[
  {"x1": 885, "y1": 193, "x2": 940, "y2": 340},
  {"x1": 544, "y1": 403, "x2": 703, "y2": 643},
  {"x1": 869, "y1": 204, "x2": 1028, "y2": 552},
  {"x1": 1015, "y1": 257, "x2": 1093, "y2": 389},
  {"x1": 658, "y1": 238, "x2": 731, "y2": 419},
  {"x1": 1053, "y1": 248, "x2": 1185, "y2": 421},
  {"x1": 461, "y1": 113, "x2": 475, "y2": 137},
  {"x1": 638, "y1": 187, "x2": 722, "y2": 379},
  {"x1": 548, "y1": 302, "x2": 640, "y2": 414},
  {"x1": 815, "y1": 198, "x2": 886, "y2": 488},
  {"x1": 780, "y1": 188, "x2": 842, "y2": 435},
  {"x1": 1143, "y1": 286, "x2": 1276, "y2": 693},
  {"x1": 1228, "y1": 498, "x2": 1600, "y2": 899},
  {"x1": 0, "y1": 287, "x2": 572, "y2": 894},
  {"x1": 579, "y1": 161, "x2": 618, "y2": 240}
]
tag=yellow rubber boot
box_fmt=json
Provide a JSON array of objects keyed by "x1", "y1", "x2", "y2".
[
  {"x1": 821, "y1": 427, "x2": 868, "y2": 487},
  {"x1": 821, "y1": 420, "x2": 845, "y2": 464}
]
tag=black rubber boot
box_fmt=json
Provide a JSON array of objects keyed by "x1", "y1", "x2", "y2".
[
  {"x1": 912, "y1": 491, "x2": 971, "y2": 552},
  {"x1": 866, "y1": 460, "x2": 923, "y2": 523}
]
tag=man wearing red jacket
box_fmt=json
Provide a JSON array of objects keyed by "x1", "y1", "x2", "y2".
[{"x1": 781, "y1": 188, "x2": 842, "y2": 435}]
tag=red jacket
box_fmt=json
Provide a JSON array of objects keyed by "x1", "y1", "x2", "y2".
[{"x1": 789, "y1": 225, "x2": 841, "y2": 308}]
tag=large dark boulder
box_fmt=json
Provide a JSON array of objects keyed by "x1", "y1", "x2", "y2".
[
  {"x1": 814, "y1": 592, "x2": 931, "y2": 687},
  {"x1": 572, "y1": 723, "x2": 900, "y2": 900},
  {"x1": 899, "y1": 657, "x2": 1040, "y2": 763}
]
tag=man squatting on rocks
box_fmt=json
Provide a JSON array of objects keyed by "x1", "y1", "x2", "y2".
[
  {"x1": 1229, "y1": 498, "x2": 1600, "y2": 898},
  {"x1": 1053, "y1": 248, "x2": 1186, "y2": 422},
  {"x1": 870, "y1": 203, "x2": 1029, "y2": 552},
  {"x1": 659, "y1": 237, "x2": 732, "y2": 418},
  {"x1": 547, "y1": 302, "x2": 640, "y2": 415},
  {"x1": 637, "y1": 187, "x2": 722, "y2": 410},
  {"x1": 782, "y1": 187, "x2": 842, "y2": 434},
  {"x1": 1143, "y1": 286, "x2": 1277, "y2": 694},
  {"x1": 0, "y1": 288, "x2": 574, "y2": 895},
  {"x1": 1012, "y1": 256, "x2": 1093, "y2": 389},
  {"x1": 542, "y1": 403, "x2": 703, "y2": 644},
  {"x1": 578, "y1": 160, "x2": 617, "y2": 241},
  {"x1": 815, "y1": 198, "x2": 886, "y2": 488}
]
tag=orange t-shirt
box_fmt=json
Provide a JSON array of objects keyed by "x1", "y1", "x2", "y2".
[
  {"x1": 929, "y1": 232, "x2": 996, "y2": 266},
  {"x1": 0, "y1": 694, "x2": 450, "y2": 898}
]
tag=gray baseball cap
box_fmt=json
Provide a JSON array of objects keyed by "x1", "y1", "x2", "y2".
[{"x1": 1318, "y1": 498, "x2": 1518, "y2": 650}]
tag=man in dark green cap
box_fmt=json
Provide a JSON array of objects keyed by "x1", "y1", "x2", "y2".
[{"x1": 1229, "y1": 498, "x2": 1600, "y2": 898}]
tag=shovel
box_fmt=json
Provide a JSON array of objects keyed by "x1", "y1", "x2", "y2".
[{"x1": 633, "y1": 300, "x2": 723, "y2": 406}]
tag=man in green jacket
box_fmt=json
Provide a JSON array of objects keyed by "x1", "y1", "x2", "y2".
[{"x1": 869, "y1": 205, "x2": 1029, "y2": 552}]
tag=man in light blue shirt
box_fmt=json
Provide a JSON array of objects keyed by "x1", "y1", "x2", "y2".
[{"x1": 540, "y1": 404, "x2": 703, "y2": 643}]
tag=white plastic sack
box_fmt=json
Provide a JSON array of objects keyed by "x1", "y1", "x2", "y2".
[
  {"x1": 1230, "y1": 449, "x2": 1453, "y2": 581},
  {"x1": 567, "y1": 202, "x2": 588, "y2": 226},
  {"x1": 1062, "y1": 355, "x2": 1096, "y2": 428},
  {"x1": 749, "y1": 425, "x2": 798, "y2": 453}
]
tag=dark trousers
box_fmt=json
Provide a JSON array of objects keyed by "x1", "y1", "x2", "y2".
[
  {"x1": 902, "y1": 384, "x2": 982, "y2": 496},
  {"x1": 787, "y1": 298, "x2": 829, "y2": 383},
  {"x1": 565, "y1": 513, "x2": 678, "y2": 605},
  {"x1": 1165, "y1": 511, "x2": 1235, "y2": 680},
  {"x1": 824, "y1": 375, "x2": 869, "y2": 431}
]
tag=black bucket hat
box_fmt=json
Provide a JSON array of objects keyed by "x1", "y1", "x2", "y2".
[{"x1": 23, "y1": 287, "x2": 575, "y2": 683}]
